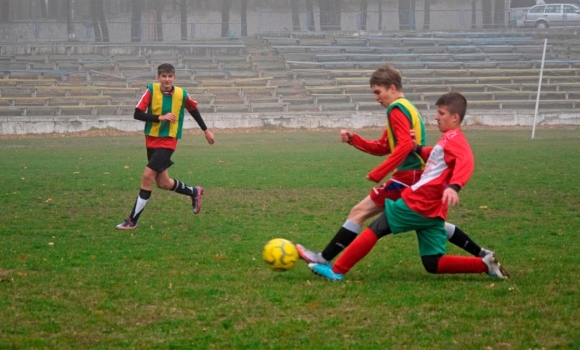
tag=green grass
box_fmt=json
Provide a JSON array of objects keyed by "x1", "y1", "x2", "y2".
[{"x1": 1, "y1": 128, "x2": 579, "y2": 349}]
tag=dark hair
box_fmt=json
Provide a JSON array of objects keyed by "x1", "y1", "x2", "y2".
[
  {"x1": 157, "y1": 63, "x2": 175, "y2": 75},
  {"x1": 369, "y1": 63, "x2": 402, "y2": 91},
  {"x1": 435, "y1": 92, "x2": 467, "y2": 122}
]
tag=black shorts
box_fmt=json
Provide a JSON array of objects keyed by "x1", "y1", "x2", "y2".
[{"x1": 146, "y1": 148, "x2": 174, "y2": 173}]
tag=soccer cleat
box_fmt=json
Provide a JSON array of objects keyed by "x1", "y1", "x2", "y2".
[
  {"x1": 483, "y1": 253, "x2": 510, "y2": 279},
  {"x1": 296, "y1": 244, "x2": 329, "y2": 264},
  {"x1": 308, "y1": 263, "x2": 344, "y2": 282},
  {"x1": 479, "y1": 247, "x2": 494, "y2": 257},
  {"x1": 116, "y1": 218, "x2": 137, "y2": 230},
  {"x1": 192, "y1": 186, "x2": 203, "y2": 214}
]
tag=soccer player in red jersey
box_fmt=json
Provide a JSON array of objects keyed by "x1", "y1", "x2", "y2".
[
  {"x1": 116, "y1": 63, "x2": 215, "y2": 230},
  {"x1": 308, "y1": 92, "x2": 509, "y2": 281},
  {"x1": 297, "y1": 64, "x2": 492, "y2": 267}
]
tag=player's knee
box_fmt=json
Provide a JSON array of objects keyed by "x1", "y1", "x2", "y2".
[{"x1": 421, "y1": 255, "x2": 442, "y2": 274}]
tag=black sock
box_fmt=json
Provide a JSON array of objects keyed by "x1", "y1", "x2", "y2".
[
  {"x1": 448, "y1": 226, "x2": 482, "y2": 257},
  {"x1": 129, "y1": 189, "x2": 151, "y2": 223},
  {"x1": 172, "y1": 179, "x2": 195, "y2": 196},
  {"x1": 321, "y1": 227, "x2": 358, "y2": 261}
]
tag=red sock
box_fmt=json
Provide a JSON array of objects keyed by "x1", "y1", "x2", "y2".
[
  {"x1": 333, "y1": 228, "x2": 379, "y2": 275},
  {"x1": 436, "y1": 255, "x2": 487, "y2": 274}
]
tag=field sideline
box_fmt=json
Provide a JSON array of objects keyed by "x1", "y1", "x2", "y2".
[{"x1": 1, "y1": 127, "x2": 579, "y2": 349}]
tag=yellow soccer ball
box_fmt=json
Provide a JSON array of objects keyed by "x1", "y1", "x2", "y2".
[{"x1": 262, "y1": 238, "x2": 299, "y2": 272}]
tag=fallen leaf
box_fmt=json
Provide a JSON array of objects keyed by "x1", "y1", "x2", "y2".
[
  {"x1": 486, "y1": 283, "x2": 495, "y2": 288},
  {"x1": 214, "y1": 254, "x2": 227, "y2": 261},
  {"x1": 45, "y1": 198, "x2": 53, "y2": 203},
  {"x1": 124, "y1": 165, "x2": 129, "y2": 169},
  {"x1": 48, "y1": 242, "x2": 54, "y2": 246},
  {"x1": 479, "y1": 206, "x2": 488, "y2": 209}
]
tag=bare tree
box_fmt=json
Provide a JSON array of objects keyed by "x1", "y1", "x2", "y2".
[
  {"x1": 291, "y1": 0, "x2": 301, "y2": 31},
  {"x1": 221, "y1": 0, "x2": 232, "y2": 37},
  {"x1": 241, "y1": 0, "x2": 248, "y2": 36},
  {"x1": 180, "y1": 0, "x2": 188, "y2": 40},
  {"x1": 130, "y1": 0, "x2": 142, "y2": 42},
  {"x1": 423, "y1": 0, "x2": 430, "y2": 30},
  {"x1": 318, "y1": 0, "x2": 341, "y2": 31},
  {"x1": 90, "y1": 0, "x2": 109, "y2": 42},
  {"x1": 360, "y1": 0, "x2": 368, "y2": 31},
  {"x1": 305, "y1": 0, "x2": 315, "y2": 31}
]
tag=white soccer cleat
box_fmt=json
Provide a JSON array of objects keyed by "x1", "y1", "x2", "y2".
[
  {"x1": 296, "y1": 244, "x2": 329, "y2": 265},
  {"x1": 483, "y1": 253, "x2": 510, "y2": 279},
  {"x1": 479, "y1": 247, "x2": 495, "y2": 257}
]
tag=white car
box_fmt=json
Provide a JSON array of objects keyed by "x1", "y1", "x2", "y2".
[{"x1": 523, "y1": 3, "x2": 580, "y2": 28}]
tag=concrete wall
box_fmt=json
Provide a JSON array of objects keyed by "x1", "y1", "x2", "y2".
[{"x1": 1, "y1": 110, "x2": 578, "y2": 135}]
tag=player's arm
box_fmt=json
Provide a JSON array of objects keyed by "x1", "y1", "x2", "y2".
[
  {"x1": 442, "y1": 138, "x2": 475, "y2": 206},
  {"x1": 413, "y1": 144, "x2": 433, "y2": 161},
  {"x1": 367, "y1": 108, "x2": 414, "y2": 183},
  {"x1": 347, "y1": 129, "x2": 391, "y2": 156},
  {"x1": 133, "y1": 89, "x2": 175, "y2": 122},
  {"x1": 185, "y1": 96, "x2": 215, "y2": 145}
]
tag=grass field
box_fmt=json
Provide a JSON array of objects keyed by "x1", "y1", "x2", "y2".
[{"x1": 1, "y1": 127, "x2": 579, "y2": 349}]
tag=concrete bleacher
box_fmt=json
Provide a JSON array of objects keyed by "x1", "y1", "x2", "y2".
[{"x1": 2, "y1": 31, "x2": 580, "y2": 119}]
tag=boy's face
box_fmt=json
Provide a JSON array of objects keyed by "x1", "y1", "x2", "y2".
[
  {"x1": 371, "y1": 84, "x2": 400, "y2": 107},
  {"x1": 435, "y1": 105, "x2": 460, "y2": 133},
  {"x1": 157, "y1": 71, "x2": 176, "y2": 91}
]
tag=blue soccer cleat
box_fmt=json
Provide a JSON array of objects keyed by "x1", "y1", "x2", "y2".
[{"x1": 308, "y1": 263, "x2": 344, "y2": 282}]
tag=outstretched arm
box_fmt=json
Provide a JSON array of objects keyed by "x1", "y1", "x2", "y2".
[{"x1": 346, "y1": 128, "x2": 391, "y2": 156}]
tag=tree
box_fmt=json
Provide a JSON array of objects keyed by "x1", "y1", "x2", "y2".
[
  {"x1": 360, "y1": 0, "x2": 368, "y2": 31},
  {"x1": 241, "y1": 0, "x2": 248, "y2": 36},
  {"x1": 90, "y1": 0, "x2": 109, "y2": 42},
  {"x1": 130, "y1": 0, "x2": 142, "y2": 42},
  {"x1": 180, "y1": 0, "x2": 188, "y2": 40},
  {"x1": 423, "y1": 0, "x2": 430, "y2": 30},
  {"x1": 220, "y1": 0, "x2": 232, "y2": 37},
  {"x1": 305, "y1": 0, "x2": 315, "y2": 31},
  {"x1": 0, "y1": 0, "x2": 9, "y2": 22},
  {"x1": 317, "y1": 0, "x2": 342, "y2": 31},
  {"x1": 290, "y1": 0, "x2": 300, "y2": 31}
]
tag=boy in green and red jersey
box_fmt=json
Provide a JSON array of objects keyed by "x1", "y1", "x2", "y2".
[
  {"x1": 116, "y1": 63, "x2": 215, "y2": 230},
  {"x1": 297, "y1": 64, "x2": 491, "y2": 266},
  {"x1": 309, "y1": 92, "x2": 510, "y2": 281}
]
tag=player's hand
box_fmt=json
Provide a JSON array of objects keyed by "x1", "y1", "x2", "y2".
[
  {"x1": 204, "y1": 129, "x2": 215, "y2": 145},
  {"x1": 159, "y1": 113, "x2": 177, "y2": 122},
  {"x1": 340, "y1": 129, "x2": 353, "y2": 143},
  {"x1": 442, "y1": 188, "x2": 459, "y2": 206}
]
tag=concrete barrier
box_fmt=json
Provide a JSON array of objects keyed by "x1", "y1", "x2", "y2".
[{"x1": 1, "y1": 110, "x2": 579, "y2": 135}]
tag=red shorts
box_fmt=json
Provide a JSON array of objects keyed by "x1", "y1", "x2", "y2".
[{"x1": 369, "y1": 170, "x2": 423, "y2": 207}]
